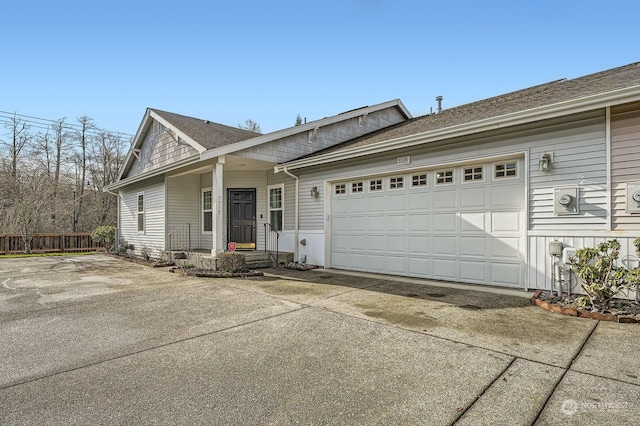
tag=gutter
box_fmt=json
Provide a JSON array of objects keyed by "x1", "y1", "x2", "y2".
[
  {"x1": 200, "y1": 99, "x2": 412, "y2": 162},
  {"x1": 281, "y1": 167, "x2": 299, "y2": 262},
  {"x1": 105, "y1": 154, "x2": 201, "y2": 191},
  {"x1": 275, "y1": 85, "x2": 640, "y2": 172}
]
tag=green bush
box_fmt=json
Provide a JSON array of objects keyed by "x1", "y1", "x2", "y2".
[
  {"x1": 91, "y1": 226, "x2": 117, "y2": 252},
  {"x1": 569, "y1": 239, "x2": 636, "y2": 310}
]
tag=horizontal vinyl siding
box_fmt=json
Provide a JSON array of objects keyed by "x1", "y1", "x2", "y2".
[
  {"x1": 296, "y1": 110, "x2": 607, "y2": 233},
  {"x1": 611, "y1": 101, "x2": 640, "y2": 230},
  {"x1": 119, "y1": 177, "x2": 165, "y2": 257},
  {"x1": 166, "y1": 175, "x2": 201, "y2": 250},
  {"x1": 266, "y1": 171, "x2": 295, "y2": 232},
  {"x1": 528, "y1": 114, "x2": 607, "y2": 230}
]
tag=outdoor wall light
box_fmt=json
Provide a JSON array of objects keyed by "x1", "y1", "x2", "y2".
[
  {"x1": 310, "y1": 186, "x2": 319, "y2": 198},
  {"x1": 539, "y1": 153, "x2": 553, "y2": 172}
]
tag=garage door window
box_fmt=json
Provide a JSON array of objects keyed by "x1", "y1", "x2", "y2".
[
  {"x1": 463, "y1": 166, "x2": 483, "y2": 182},
  {"x1": 352, "y1": 182, "x2": 364, "y2": 193},
  {"x1": 436, "y1": 170, "x2": 454, "y2": 184},
  {"x1": 370, "y1": 179, "x2": 383, "y2": 192},
  {"x1": 335, "y1": 184, "x2": 346, "y2": 195},
  {"x1": 411, "y1": 173, "x2": 428, "y2": 187},
  {"x1": 389, "y1": 176, "x2": 404, "y2": 190},
  {"x1": 495, "y1": 161, "x2": 517, "y2": 178}
]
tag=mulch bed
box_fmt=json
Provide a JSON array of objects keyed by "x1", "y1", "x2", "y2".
[
  {"x1": 110, "y1": 253, "x2": 175, "y2": 268},
  {"x1": 531, "y1": 290, "x2": 640, "y2": 323},
  {"x1": 284, "y1": 262, "x2": 319, "y2": 271},
  {"x1": 170, "y1": 268, "x2": 264, "y2": 278}
]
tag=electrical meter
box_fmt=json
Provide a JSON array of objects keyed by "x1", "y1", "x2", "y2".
[
  {"x1": 627, "y1": 183, "x2": 640, "y2": 214},
  {"x1": 553, "y1": 186, "x2": 579, "y2": 215}
]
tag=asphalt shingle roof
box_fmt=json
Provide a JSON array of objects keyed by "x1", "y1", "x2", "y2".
[
  {"x1": 316, "y1": 62, "x2": 640, "y2": 154},
  {"x1": 151, "y1": 109, "x2": 261, "y2": 150}
]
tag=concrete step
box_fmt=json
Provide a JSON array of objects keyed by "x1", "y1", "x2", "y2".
[{"x1": 173, "y1": 250, "x2": 293, "y2": 269}]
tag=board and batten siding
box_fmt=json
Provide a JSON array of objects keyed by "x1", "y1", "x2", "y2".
[
  {"x1": 235, "y1": 108, "x2": 407, "y2": 164},
  {"x1": 126, "y1": 120, "x2": 199, "y2": 178},
  {"x1": 528, "y1": 236, "x2": 639, "y2": 292},
  {"x1": 166, "y1": 175, "x2": 201, "y2": 250},
  {"x1": 611, "y1": 101, "x2": 640, "y2": 230},
  {"x1": 119, "y1": 177, "x2": 165, "y2": 257}
]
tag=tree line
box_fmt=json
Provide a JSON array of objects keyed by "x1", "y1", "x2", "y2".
[{"x1": 0, "y1": 112, "x2": 129, "y2": 246}]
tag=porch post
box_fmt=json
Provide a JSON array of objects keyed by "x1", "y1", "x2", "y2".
[{"x1": 212, "y1": 156, "x2": 225, "y2": 255}]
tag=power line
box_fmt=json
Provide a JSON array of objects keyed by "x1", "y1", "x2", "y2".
[{"x1": 0, "y1": 110, "x2": 134, "y2": 139}]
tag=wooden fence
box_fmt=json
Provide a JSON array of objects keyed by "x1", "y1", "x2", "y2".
[{"x1": 0, "y1": 233, "x2": 105, "y2": 255}]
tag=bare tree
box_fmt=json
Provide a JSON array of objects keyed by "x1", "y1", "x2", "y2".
[
  {"x1": 32, "y1": 130, "x2": 53, "y2": 177},
  {"x1": 87, "y1": 130, "x2": 127, "y2": 227},
  {"x1": 73, "y1": 116, "x2": 96, "y2": 231},
  {"x1": 0, "y1": 113, "x2": 31, "y2": 179},
  {"x1": 238, "y1": 119, "x2": 262, "y2": 133},
  {"x1": 4, "y1": 166, "x2": 51, "y2": 252},
  {"x1": 0, "y1": 112, "x2": 127, "y2": 236}
]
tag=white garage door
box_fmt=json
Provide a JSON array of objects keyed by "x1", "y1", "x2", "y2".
[{"x1": 330, "y1": 159, "x2": 525, "y2": 287}]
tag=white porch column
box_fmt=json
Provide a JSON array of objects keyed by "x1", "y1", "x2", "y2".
[{"x1": 211, "y1": 156, "x2": 225, "y2": 255}]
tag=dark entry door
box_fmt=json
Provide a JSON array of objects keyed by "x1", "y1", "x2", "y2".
[{"x1": 228, "y1": 189, "x2": 256, "y2": 249}]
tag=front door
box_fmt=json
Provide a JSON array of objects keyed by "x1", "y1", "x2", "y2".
[{"x1": 228, "y1": 189, "x2": 256, "y2": 250}]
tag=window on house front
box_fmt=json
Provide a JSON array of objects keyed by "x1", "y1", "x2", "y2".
[
  {"x1": 269, "y1": 185, "x2": 283, "y2": 231},
  {"x1": 412, "y1": 173, "x2": 428, "y2": 187},
  {"x1": 370, "y1": 179, "x2": 383, "y2": 192},
  {"x1": 335, "y1": 184, "x2": 346, "y2": 195},
  {"x1": 352, "y1": 182, "x2": 363, "y2": 193},
  {"x1": 202, "y1": 189, "x2": 212, "y2": 233},
  {"x1": 137, "y1": 193, "x2": 144, "y2": 232},
  {"x1": 436, "y1": 169, "x2": 454, "y2": 184},
  {"x1": 389, "y1": 176, "x2": 404, "y2": 189},
  {"x1": 463, "y1": 166, "x2": 483, "y2": 182},
  {"x1": 495, "y1": 161, "x2": 517, "y2": 178}
]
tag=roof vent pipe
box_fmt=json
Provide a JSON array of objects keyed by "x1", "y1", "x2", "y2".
[{"x1": 436, "y1": 96, "x2": 443, "y2": 114}]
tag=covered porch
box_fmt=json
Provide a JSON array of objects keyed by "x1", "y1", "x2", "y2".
[{"x1": 164, "y1": 154, "x2": 292, "y2": 258}]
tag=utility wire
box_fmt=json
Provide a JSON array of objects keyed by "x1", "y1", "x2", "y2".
[{"x1": 0, "y1": 110, "x2": 134, "y2": 139}]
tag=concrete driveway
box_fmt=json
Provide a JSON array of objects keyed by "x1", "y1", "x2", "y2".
[{"x1": 1, "y1": 255, "x2": 639, "y2": 425}]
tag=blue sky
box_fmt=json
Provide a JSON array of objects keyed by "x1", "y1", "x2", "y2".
[{"x1": 2, "y1": 0, "x2": 639, "y2": 137}]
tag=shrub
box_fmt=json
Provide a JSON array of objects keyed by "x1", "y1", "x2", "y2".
[
  {"x1": 91, "y1": 226, "x2": 117, "y2": 252},
  {"x1": 140, "y1": 245, "x2": 152, "y2": 261},
  {"x1": 569, "y1": 239, "x2": 636, "y2": 310},
  {"x1": 217, "y1": 252, "x2": 246, "y2": 273}
]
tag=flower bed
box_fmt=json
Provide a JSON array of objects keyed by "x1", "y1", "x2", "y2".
[{"x1": 531, "y1": 290, "x2": 640, "y2": 323}]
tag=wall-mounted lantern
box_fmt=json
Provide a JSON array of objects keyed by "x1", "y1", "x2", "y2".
[
  {"x1": 310, "y1": 186, "x2": 319, "y2": 198},
  {"x1": 539, "y1": 153, "x2": 553, "y2": 172}
]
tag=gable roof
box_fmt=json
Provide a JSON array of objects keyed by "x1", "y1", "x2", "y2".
[
  {"x1": 278, "y1": 62, "x2": 640, "y2": 170},
  {"x1": 152, "y1": 109, "x2": 261, "y2": 150},
  {"x1": 198, "y1": 99, "x2": 411, "y2": 161},
  {"x1": 108, "y1": 99, "x2": 412, "y2": 190}
]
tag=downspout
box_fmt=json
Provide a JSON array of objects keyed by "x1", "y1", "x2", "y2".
[{"x1": 282, "y1": 167, "x2": 299, "y2": 262}]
